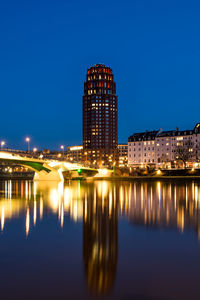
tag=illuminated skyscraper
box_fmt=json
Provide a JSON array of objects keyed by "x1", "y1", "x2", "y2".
[{"x1": 83, "y1": 64, "x2": 118, "y2": 167}]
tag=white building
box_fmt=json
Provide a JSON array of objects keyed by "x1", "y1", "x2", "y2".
[{"x1": 128, "y1": 124, "x2": 200, "y2": 167}]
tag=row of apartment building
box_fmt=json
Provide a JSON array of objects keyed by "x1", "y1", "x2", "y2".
[{"x1": 128, "y1": 123, "x2": 200, "y2": 167}]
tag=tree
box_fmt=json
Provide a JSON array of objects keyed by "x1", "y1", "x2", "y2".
[
  {"x1": 194, "y1": 142, "x2": 200, "y2": 162},
  {"x1": 174, "y1": 141, "x2": 194, "y2": 168}
]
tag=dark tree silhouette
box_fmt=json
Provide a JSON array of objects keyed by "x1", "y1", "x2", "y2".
[{"x1": 174, "y1": 141, "x2": 194, "y2": 168}]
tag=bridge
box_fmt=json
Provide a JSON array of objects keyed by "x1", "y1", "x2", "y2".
[{"x1": 0, "y1": 151, "x2": 99, "y2": 181}]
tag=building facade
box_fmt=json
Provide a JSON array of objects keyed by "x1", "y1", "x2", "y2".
[
  {"x1": 117, "y1": 144, "x2": 128, "y2": 167},
  {"x1": 83, "y1": 64, "x2": 118, "y2": 167},
  {"x1": 66, "y1": 145, "x2": 83, "y2": 163},
  {"x1": 128, "y1": 124, "x2": 200, "y2": 168}
]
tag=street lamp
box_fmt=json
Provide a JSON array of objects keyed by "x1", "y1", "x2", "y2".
[
  {"x1": 60, "y1": 145, "x2": 64, "y2": 157},
  {"x1": 33, "y1": 147, "x2": 37, "y2": 153},
  {"x1": 0, "y1": 141, "x2": 5, "y2": 150},
  {"x1": 26, "y1": 137, "x2": 30, "y2": 152}
]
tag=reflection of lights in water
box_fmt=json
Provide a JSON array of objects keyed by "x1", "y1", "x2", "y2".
[
  {"x1": 174, "y1": 186, "x2": 177, "y2": 211},
  {"x1": 186, "y1": 185, "x2": 188, "y2": 208},
  {"x1": 163, "y1": 186, "x2": 165, "y2": 208},
  {"x1": 144, "y1": 208, "x2": 147, "y2": 224},
  {"x1": 58, "y1": 182, "x2": 64, "y2": 197},
  {"x1": 83, "y1": 182, "x2": 118, "y2": 297},
  {"x1": 192, "y1": 182, "x2": 194, "y2": 201},
  {"x1": 2, "y1": 180, "x2": 200, "y2": 241},
  {"x1": 33, "y1": 182, "x2": 37, "y2": 200},
  {"x1": 195, "y1": 185, "x2": 198, "y2": 205},
  {"x1": 33, "y1": 201, "x2": 37, "y2": 226},
  {"x1": 60, "y1": 203, "x2": 64, "y2": 228},
  {"x1": 40, "y1": 197, "x2": 43, "y2": 219},
  {"x1": 64, "y1": 187, "x2": 71, "y2": 209},
  {"x1": 26, "y1": 208, "x2": 30, "y2": 237},
  {"x1": 93, "y1": 188, "x2": 96, "y2": 213},
  {"x1": 157, "y1": 182, "x2": 161, "y2": 206},
  {"x1": 150, "y1": 186, "x2": 153, "y2": 208},
  {"x1": 109, "y1": 190, "x2": 112, "y2": 217},
  {"x1": 134, "y1": 183, "x2": 136, "y2": 203},
  {"x1": 49, "y1": 182, "x2": 64, "y2": 212},
  {"x1": 5, "y1": 181, "x2": 7, "y2": 199},
  {"x1": 29, "y1": 182, "x2": 31, "y2": 200},
  {"x1": 114, "y1": 185, "x2": 116, "y2": 209},
  {"x1": 128, "y1": 184, "x2": 131, "y2": 212},
  {"x1": 177, "y1": 207, "x2": 184, "y2": 233},
  {"x1": 72, "y1": 200, "x2": 83, "y2": 222},
  {"x1": 166, "y1": 207, "x2": 169, "y2": 224},
  {"x1": 50, "y1": 189, "x2": 60, "y2": 211},
  {"x1": 78, "y1": 180, "x2": 81, "y2": 201},
  {"x1": 1, "y1": 207, "x2": 5, "y2": 231},
  {"x1": 141, "y1": 184, "x2": 143, "y2": 210},
  {"x1": 64, "y1": 184, "x2": 83, "y2": 222},
  {"x1": 102, "y1": 181, "x2": 108, "y2": 198},
  {"x1": 25, "y1": 181, "x2": 28, "y2": 200},
  {"x1": 8, "y1": 180, "x2": 12, "y2": 199},
  {"x1": 120, "y1": 186, "x2": 123, "y2": 213},
  {"x1": 125, "y1": 187, "x2": 128, "y2": 214},
  {"x1": 84, "y1": 199, "x2": 87, "y2": 222},
  {"x1": 170, "y1": 183, "x2": 172, "y2": 197},
  {"x1": 16, "y1": 181, "x2": 18, "y2": 197},
  {"x1": 72, "y1": 201, "x2": 78, "y2": 222}
]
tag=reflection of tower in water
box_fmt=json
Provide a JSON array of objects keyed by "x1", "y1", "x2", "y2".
[{"x1": 83, "y1": 181, "x2": 118, "y2": 296}]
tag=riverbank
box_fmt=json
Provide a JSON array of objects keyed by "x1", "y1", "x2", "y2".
[
  {"x1": 0, "y1": 172, "x2": 34, "y2": 180},
  {"x1": 0, "y1": 172, "x2": 200, "y2": 181},
  {"x1": 90, "y1": 175, "x2": 200, "y2": 181}
]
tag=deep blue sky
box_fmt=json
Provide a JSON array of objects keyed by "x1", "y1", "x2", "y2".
[{"x1": 0, "y1": 0, "x2": 200, "y2": 150}]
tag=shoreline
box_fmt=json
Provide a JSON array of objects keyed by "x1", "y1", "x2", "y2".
[
  {"x1": 90, "y1": 175, "x2": 200, "y2": 181},
  {"x1": 0, "y1": 174, "x2": 200, "y2": 181}
]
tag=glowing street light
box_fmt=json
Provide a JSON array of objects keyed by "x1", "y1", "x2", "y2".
[
  {"x1": 33, "y1": 147, "x2": 37, "y2": 153},
  {"x1": 0, "y1": 141, "x2": 5, "y2": 150},
  {"x1": 25, "y1": 137, "x2": 30, "y2": 152},
  {"x1": 60, "y1": 145, "x2": 64, "y2": 157}
]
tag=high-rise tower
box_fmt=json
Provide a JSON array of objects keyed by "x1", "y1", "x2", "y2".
[{"x1": 83, "y1": 64, "x2": 118, "y2": 167}]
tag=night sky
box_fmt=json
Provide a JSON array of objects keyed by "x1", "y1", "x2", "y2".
[{"x1": 0, "y1": 0, "x2": 200, "y2": 150}]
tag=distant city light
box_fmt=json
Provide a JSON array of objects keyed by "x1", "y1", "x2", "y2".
[
  {"x1": 0, "y1": 141, "x2": 5, "y2": 149},
  {"x1": 25, "y1": 137, "x2": 30, "y2": 152},
  {"x1": 60, "y1": 145, "x2": 64, "y2": 157}
]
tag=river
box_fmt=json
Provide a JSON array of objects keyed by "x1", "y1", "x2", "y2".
[{"x1": 0, "y1": 179, "x2": 200, "y2": 299}]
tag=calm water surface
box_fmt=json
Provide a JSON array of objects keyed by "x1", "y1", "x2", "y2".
[{"x1": 0, "y1": 179, "x2": 200, "y2": 300}]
